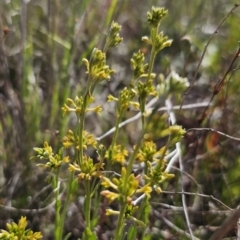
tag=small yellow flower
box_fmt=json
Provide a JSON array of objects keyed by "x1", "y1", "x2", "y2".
[
  {"x1": 68, "y1": 163, "x2": 80, "y2": 172},
  {"x1": 136, "y1": 183, "x2": 152, "y2": 198},
  {"x1": 107, "y1": 94, "x2": 118, "y2": 102},
  {"x1": 77, "y1": 156, "x2": 102, "y2": 181},
  {"x1": 106, "y1": 145, "x2": 128, "y2": 165},
  {"x1": 101, "y1": 176, "x2": 118, "y2": 190},
  {"x1": 105, "y1": 208, "x2": 120, "y2": 216},
  {"x1": 63, "y1": 130, "x2": 97, "y2": 150},
  {"x1": 147, "y1": 7, "x2": 168, "y2": 28},
  {"x1": 160, "y1": 125, "x2": 186, "y2": 145},
  {"x1": 100, "y1": 190, "x2": 120, "y2": 202},
  {"x1": 1, "y1": 216, "x2": 42, "y2": 239},
  {"x1": 137, "y1": 141, "x2": 158, "y2": 162},
  {"x1": 155, "y1": 186, "x2": 162, "y2": 194}
]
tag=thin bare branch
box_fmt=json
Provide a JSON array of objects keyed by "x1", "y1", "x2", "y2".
[
  {"x1": 155, "y1": 202, "x2": 230, "y2": 216},
  {"x1": 187, "y1": 127, "x2": 240, "y2": 141},
  {"x1": 210, "y1": 205, "x2": 240, "y2": 240},
  {"x1": 179, "y1": 3, "x2": 240, "y2": 114},
  {"x1": 97, "y1": 100, "x2": 210, "y2": 141},
  {"x1": 161, "y1": 190, "x2": 232, "y2": 211},
  {"x1": 154, "y1": 209, "x2": 200, "y2": 239},
  {"x1": 165, "y1": 98, "x2": 195, "y2": 239},
  {"x1": 0, "y1": 199, "x2": 56, "y2": 215},
  {"x1": 198, "y1": 45, "x2": 240, "y2": 124}
]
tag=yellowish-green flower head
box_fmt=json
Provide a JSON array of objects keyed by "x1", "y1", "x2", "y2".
[
  {"x1": 0, "y1": 216, "x2": 42, "y2": 239},
  {"x1": 147, "y1": 7, "x2": 168, "y2": 28}
]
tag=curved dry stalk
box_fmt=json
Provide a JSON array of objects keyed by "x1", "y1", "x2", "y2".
[
  {"x1": 187, "y1": 127, "x2": 240, "y2": 142},
  {"x1": 97, "y1": 100, "x2": 209, "y2": 141},
  {"x1": 154, "y1": 210, "x2": 200, "y2": 240},
  {"x1": 0, "y1": 199, "x2": 56, "y2": 214},
  {"x1": 161, "y1": 191, "x2": 232, "y2": 211},
  {"x1": 178, "y1": 3, "x2": 240, "y2": 114},
  {"x1": 165, "y1": 98, "x2": 195, "y2": 239},
  {"x1": 210, "y1": 206, "x2": 240, "y2": 240}
]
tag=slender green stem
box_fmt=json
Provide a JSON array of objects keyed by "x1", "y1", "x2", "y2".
[
  {"x1": 104, "y1": 0, "x2": 118, "y2": 29},
  {"x1": 111, "y1": 111, "x2": 123, "y2": 148},
  {"x1": 113, "y1": 130, "x2": 144, "y2": 239},
  {"x1": 155, "y1": 135, "x2": 171, "y2": 172},
  {"x1": 141, "y1": 114, "x2": 145, "y2": 128},
  {"x1": 78, "y1": 89, "x2": 89, "y2": 166},
  {"x1": 138, "y1": 197, "x2": 149, "y2": 240},
  {"x1": 141, "y1": 27, "x2": 158, "y2": 129},
  {"x1": 140, "y1": 99, "x2": 146, "y2": 129},
  {"x1": 59, "y1": 172, "x2": 74, "y2": 239},
  {"x1": 114, "y1": 203, "x2": 127, "y2": 240},
  {"x1": 78, "y1": 112, "x2": 85, "y2": 166},
  {"x1": 113, "y1": 109, "x2": 144, "y2": 239},
  {"x1": 54, "y1": 168, "x2": 61, "y2": 240},
  {"x1": 119, "y1": 101, "x2": 163, "y2": 238},
  {"x1": 147, "y1": 28, "x2": 157, "y2": 82},
  {"x1": 84, "y1": 180, "x2": 92, "y2": 229},
  {"x1": 126, "y1": 130, "x2": 144, "y2": 178},
  {"x1": 147, "y1": 50, "x2": 156, "y2": 82},
  {"x1": 106, "y1": 111, "x2": 123, "y2": 169}
]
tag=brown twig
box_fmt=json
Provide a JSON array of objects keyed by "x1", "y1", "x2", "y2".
[
  {"x1": 161, "y1": 190, "x2": 232, "y2": 211},
  {"x1": 178, "y1": 4, "x2": 240, "y2": 116},
  {"x1": 197, "y1": 45, "x2": 240, "y2": 124},
  {"x1": 0, "y1": 201, "x2": 55, "y2": 215},
  {"x1": 210, "y1": 206, "x2": 240, "y2": 240},
  {"x1": 187, "y1": 127, "x2": 240, "y2": 142}
]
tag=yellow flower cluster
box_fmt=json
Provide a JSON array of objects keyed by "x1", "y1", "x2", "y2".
[{"x1": 0, "y1": 216, "x2": 42, "y2": 240}]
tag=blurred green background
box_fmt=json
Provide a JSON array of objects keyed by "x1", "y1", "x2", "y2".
[{"x1": 1, "y1": 0, "x2": 240, "y2": 239}]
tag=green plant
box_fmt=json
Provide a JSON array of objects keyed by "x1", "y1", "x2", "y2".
[
  {"x1": 0, "y1": 216, "x2": 42, "y2": 240},
  {"x1": 30, "y1": 6, "x2": 187, "y2": 240}
]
